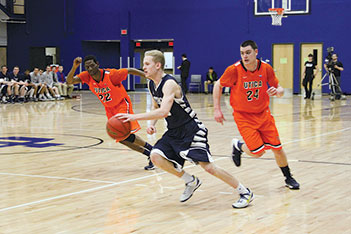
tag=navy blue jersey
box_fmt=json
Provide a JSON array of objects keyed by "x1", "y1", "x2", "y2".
[{"x1": 149, "y1": 74, "x2": 197, "y2": 129}]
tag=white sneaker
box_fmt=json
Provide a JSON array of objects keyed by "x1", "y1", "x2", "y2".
[
  {"x1": 232, "y1": 188, "x2": 254, "y2": 209},
  {"x1": 180, "y1": 175, "x2": 202, "y2": 202},
  {"x1": 39, "y1": 96, "x2": 47, "y2": 101}
]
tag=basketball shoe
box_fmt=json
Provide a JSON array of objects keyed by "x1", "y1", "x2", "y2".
[
  {"x1": 180, "y1": 175, "x2": 202, "y2": 202},
  {"x1": 232, "y1": 188, "x2": 254, "y2": 209},
  {"x1": 231, "y1": 138, "x2": 243, "y2": 167},
  {"x1": 285, "y1": 177, "x2": 300, "y2": 190},
  {"x1": 144, "y1": 158, "x2": 155, "y2": 170}
]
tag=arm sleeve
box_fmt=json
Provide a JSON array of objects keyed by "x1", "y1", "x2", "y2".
[
  {"x1": 219, "y1": 66, "x2": 237, "y2": 87},
  {"x1": 267, "y1": 65, "x2": 279, "y2": 88},
  {"x1": 110, "y1": 68, "x2": 128, "y2": 86},
  {"x1": 77, "y1": 71, "x2": 90, "y2": 84}
]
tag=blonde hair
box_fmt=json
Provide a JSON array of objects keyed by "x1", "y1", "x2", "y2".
[{"x1": 144, "y1": 50, "x2": 165, "y2": 70}]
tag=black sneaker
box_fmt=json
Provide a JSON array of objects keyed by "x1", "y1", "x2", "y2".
[
  {"x1": 285, "y1": 177, "x2": 300, "y2": 190},
  {"x1": 144, "y1": 159, "x2": 155, "y2": 170},
  {"x1": 231, "y1": 138, "x2": 242, "y2": 167}
]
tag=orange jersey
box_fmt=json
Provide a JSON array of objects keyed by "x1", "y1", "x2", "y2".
[
  {"x1": 220, "y1": 60, "x2": 279, "y2": 113},
  {"x1": 78, "y1": 68, "x2": 129, "y2": 108},
  {"x1": 78, "y1": 68, "x2": 140, "y2": 138}
]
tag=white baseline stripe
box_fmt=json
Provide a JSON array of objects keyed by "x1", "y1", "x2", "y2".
[
  {"x1": 0, "y1": 172, "x2": 167, "y2": 213},
  {"x1": 0, "y1": 183, "x2": 117, "y2": 212},
  {"x1": 0, "y1": 172, "x2": 116, "y2": 184},
  {"x1": 282, "y1": 127, "x2": 351, "y2": 145}
]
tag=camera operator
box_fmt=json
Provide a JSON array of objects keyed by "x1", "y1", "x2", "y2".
[
  {"x1": 302, "y1": 54, "x2": 318, "y2": 99},
  {"x1": 324, "y1": 53, "x2": 344, "y2": 99}
]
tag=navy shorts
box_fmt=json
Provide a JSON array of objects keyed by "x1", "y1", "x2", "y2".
[{"x1": 151, "y1": 119, "x2": 214, "y2": 172}]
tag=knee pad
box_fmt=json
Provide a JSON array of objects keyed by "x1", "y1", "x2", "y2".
[{"x1": 123, "y1": 133, "x2": 135, "y2": 143}]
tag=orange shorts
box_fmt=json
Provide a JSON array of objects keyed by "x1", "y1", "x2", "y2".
[
  {"x1": 233, "y1": 108, "x2": 282, "y2": 155},
  {"x1": 105, "y1": 98, "x2": 141, "y2": 141}
]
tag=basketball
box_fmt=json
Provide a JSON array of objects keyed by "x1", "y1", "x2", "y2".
[{"x1": 106, "y1": 117, "x2": 131, "y2": 141}]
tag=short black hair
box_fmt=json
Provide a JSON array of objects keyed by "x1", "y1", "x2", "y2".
[
  {"x1": 308, "y1": 54, "x2": 313, "y2": 57},
  {"x1": 1, "y1": 65, "x2": 7, "y2": 69},
  {"x1": 209, "y1": 67, "x2": 214, "y2": 70},
  {"x1": 181, "y1": 54, "x2": 187, "y2": 58},
  {"x1": 240, "y1": 40, "x2": 258, "y2": 50},
  {"x1": 83, "y1": 55, "x2": 98, "y2": 64}
]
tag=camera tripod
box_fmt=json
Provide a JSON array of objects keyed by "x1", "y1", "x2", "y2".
[{"x1": 313, "y1": 71, "x2": 345, "y2": 101}]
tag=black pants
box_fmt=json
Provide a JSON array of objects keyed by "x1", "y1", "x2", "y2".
[
  {"x1": 181, "y1": 76, "x2": 188, "y2": 93},
  {"x1": 303, "y1": 76, "x2": 314, "y2": 99}
]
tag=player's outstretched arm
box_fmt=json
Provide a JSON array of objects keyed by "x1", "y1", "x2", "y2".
[
  {"x1": 116, "y1": 80, "x2": 177, "y2": 122},
  {"x1": 213, "y1": 80, "x2": 226, "y2": 124},
  {"x1": 66, "y1": 57, "x2": 82, "y2": 85},
  {"x1": 127, "y1": 68, "x2": 145, "y2": 77}
]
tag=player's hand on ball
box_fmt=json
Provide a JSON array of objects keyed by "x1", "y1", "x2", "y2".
[
  {"x1": 146, "y1": 126, "x2": 156, "y2": 135},
  {"x1": 115, "y1": 113, "x2": 134, "y2": 122}
]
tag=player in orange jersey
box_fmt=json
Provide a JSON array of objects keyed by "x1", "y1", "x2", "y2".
[
  {"x1": 213, "y1": 40, "x2": 299, "y2": 189},
  {"x1": 66, "y1": 55, "x2": 154, "y2": 170}
]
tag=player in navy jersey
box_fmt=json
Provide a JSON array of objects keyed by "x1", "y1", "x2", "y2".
[{"x1": 117, "y1": 50, "x2": 254, "y2": 208}]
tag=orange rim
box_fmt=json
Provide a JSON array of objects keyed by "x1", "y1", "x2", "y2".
[{"x1": 269, "y1": 8, "x2": 284, "y2": 15}]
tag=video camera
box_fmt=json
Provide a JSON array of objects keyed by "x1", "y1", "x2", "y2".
[{"x1": 324, "y1": 47, "x2": 336, "y2": 72}]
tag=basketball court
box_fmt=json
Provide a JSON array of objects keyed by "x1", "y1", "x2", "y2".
[
  {"x1": 1, "y1": 0, "x2": 351, "y2": 233},
  {"x1": 0, "y1": 91, "x2": 350, "y2": 233}
]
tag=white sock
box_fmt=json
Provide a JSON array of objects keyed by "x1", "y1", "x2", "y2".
[
  {"x1": 29, "y1": 89, "x2": 34, "y2": 97},
  {"x1": 39, "y1": 94, "x2": 43, "y2": 98},
  {"x1": 181, "y1": 172, "x2": 194, "y2": 184},
  {"x1": 236, "y1": 183, "x2": 249, "y2": 194}
]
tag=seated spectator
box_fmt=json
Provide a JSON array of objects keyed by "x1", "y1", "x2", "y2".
[
  {"x1": 30, "y1": 67, "x2": 48, "y2": 101},
  {"x1": 9, "y1": 66, "x2": 27, "y2": 103},
  {"x1": 204, "y1": 67, "x2": 218, "y2": 94},
  {"x1": 57, "y1": 65, "x2": 74, "y2": 98},
  {"x1": 0, "y1": 65, "x2": 14, "y2": 103},
  {"x1": 23, "y1": 69, "x2": 38, "y2": 102},
  {"x1": 51, "y1": 65, "x2": 64, "y2": 97},
  {"x1": 42, "y1": 66, "x2": 63, "y2": 100}
]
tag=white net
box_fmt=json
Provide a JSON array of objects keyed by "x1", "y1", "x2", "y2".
[{"x1": 269, "y1": 8, "x2": 284, "y2": 26}]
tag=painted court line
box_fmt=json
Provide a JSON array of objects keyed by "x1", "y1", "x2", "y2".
[
  {"x1": 0, "y1": 172, "x2": 168, "y2": 212},
  {"x1": 0, "y1": 161, "x2": 208, "y2": 213},
  {"x1": 0, "y1": 172, "x2": 117, "y2": 184},
  {"x1": 1, "y1": 126, "x2": 350, "y2": 213}
]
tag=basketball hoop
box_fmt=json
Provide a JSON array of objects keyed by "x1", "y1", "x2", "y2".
[{"x1": 269, "y1": 8, "x2": 285, "y2": 26}]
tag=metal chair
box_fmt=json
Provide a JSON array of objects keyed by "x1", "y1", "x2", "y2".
[
  {"x1": 174, "y1": 74, "x2": 182, "y2": 85},
  {"x1": 189, "y1": 74, "x2": 202, "y2": 93}
]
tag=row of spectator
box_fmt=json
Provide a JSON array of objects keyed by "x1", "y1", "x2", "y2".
[{"x1": 0, "y1": 65, "x2": 74, "y2": 104}]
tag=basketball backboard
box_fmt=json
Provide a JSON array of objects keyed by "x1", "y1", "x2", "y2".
[{"x1": 254, "y1": 0, "x2": 310, "y2": 16}]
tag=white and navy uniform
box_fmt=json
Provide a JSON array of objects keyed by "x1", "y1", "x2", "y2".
[
  {"x1": 42, "y1": 71, "x2": 54, "y2": 88},
  {"x1": 149, "y1": 74, "x2": 214, "y2": 171},
  {"x1": 0, "y1": 74, "x2": 11, "y2": 96}
]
